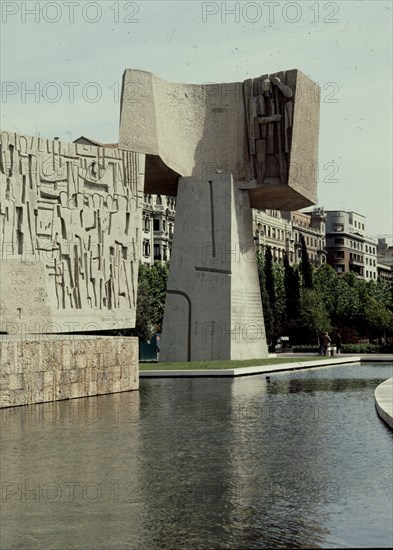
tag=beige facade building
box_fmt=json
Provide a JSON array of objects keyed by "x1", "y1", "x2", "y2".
[
  {"x1": 377, "y1": 238, "x2": 393, "y2": 284},
  {"x1": 253, "y1": 209, "x2": 294, "y2": 262},
  {"x1": 253, "y1": 207, "x2": 326, "y2": 265},
  {"x1": 325, "y1": 211, "x2": 378, "y2": 281},
  {"x1": 141, "y1": 194, "x2": 176, "y2": 265},
  {"x1": 286, "y1": 208, "x2": 327, "y2": 265}
]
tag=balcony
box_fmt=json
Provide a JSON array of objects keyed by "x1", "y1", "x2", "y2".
[{"x1": 350, "y1": 258, "x2": 364, "y2": 267}]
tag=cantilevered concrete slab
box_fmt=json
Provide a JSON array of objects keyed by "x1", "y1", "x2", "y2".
[{"x1": 119, "y1": 68, "x2": 320, "y2": 210}]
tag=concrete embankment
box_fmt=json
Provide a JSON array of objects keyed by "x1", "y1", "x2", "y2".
[{"x1": 375, "y1": 377, "x2": 393, "y2": 429}]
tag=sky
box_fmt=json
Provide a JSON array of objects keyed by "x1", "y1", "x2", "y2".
[{"x1": 1, "y1": 0, "x2": 392, "y2": 241}]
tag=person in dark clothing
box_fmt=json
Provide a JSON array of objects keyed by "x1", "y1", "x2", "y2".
[
  {"x1": 336, "y1": 332, "x2": 342, "y2": 354},
  {"x1": 321, "y1": 332, "x2": 331, "y2": 356}
]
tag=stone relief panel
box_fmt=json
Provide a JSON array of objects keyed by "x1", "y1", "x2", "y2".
[
  {"x1": 243, "y1": 72, "x2": 294, "y2": 186},
  {"x1": 0, "y1": 131, "x2": 145, "y2": 333}
]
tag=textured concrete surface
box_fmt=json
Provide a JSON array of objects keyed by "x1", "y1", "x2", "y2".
[
  {"x1": 119, "y1": 68, "x2": 320, "y2": 210},
  {"x1": 375, "y1": 377, "x2": 393, "y2": 429},
  {"x1": 140, "y1": 356, "x2": 361, "y2": 377},
  {"x1": 0, "y1": 131, "x2": 145, "y2": 333},
  {"x1": 159, "y1": 174, "x2": 268, "y2": 362},
  {"x1": 0, "y1": 335, "x2": 139, "y2": 408}
]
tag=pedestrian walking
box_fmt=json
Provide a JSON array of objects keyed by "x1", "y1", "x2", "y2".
[{"x1": 322, "y1": 332, "x2": 331, "y2": 356}]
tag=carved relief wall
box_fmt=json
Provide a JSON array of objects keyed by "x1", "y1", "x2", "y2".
[
  {"x1": 243, "y1": 72, "x2": 294, "y2": 186},
  {"x1": 0, "y1": 132, "x2": 145, "y2": 333}
]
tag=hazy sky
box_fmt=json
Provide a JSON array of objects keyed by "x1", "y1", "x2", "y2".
[{"x1": 1, "y1": 0, "x2": 392, "y2": 240}]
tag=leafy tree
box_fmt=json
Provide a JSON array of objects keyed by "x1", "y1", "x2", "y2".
[
  {"x1": 133, "y1": 279, "x2": 155, "y2": 341},
  {"x1": 300, "y1": 289, "x2": 331, "y2": 341},
  {"x1": 363, "y1": 296, "x2": 393, "y2": 335},
  {"x1": 299, "y1": 235, "x2": 313, "y2": 289},
  {"x1": 367, "y1": 280, "x2": 393, "y2": 311},
  {"x1": 138, "y1": 261, "x2": 169, "y2": 328},
  {"x1": 313, "y1": 263, "x2": 339, "y2": 318},
  {"x1": 132, "y1": 262, "x2": 169, "y2": 341}
]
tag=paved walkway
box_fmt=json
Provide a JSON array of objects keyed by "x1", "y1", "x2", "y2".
[{"x1": 375, "y1": 377, "x2": 393, "y2": 429}]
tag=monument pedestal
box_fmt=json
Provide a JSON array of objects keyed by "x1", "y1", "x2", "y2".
[
  {"x1": 0, "y1": 335, "x2": 139, "y2": 408},
  {"x1": 160, "y1": 174, "x2": 268, "y2": 362}
]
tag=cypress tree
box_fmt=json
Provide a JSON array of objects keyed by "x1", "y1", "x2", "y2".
[
  {"x1": 299, "y1": 235, "x2": 313, "y2": 289},
  {"x1": 256, "y1": 250, "x2": 274, "y2": 345},
  {"x1": 283, "y1": 251, "x2": 301, "y2": 320},
  {"x1": 264, "y1": 246, "x2": 276, "y2": 320}
]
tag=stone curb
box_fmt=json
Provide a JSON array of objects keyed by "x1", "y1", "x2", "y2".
[{"x1": 375, "y1": 378, "x2": 393, "y2": 430}]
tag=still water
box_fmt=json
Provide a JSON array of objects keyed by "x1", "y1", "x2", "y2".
[{"x1": 1, "y1": 363, "x2": 392, "y2": 549}]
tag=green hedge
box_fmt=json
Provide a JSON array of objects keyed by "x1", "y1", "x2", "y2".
[
  {"x1": 341, "y1": 343, "x2": 379, "y2": 354},
  {"x1": 293, "y1": 343, "x2": 392, "y2": 354}
]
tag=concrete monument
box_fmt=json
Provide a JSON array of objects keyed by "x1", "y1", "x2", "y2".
[
  {"x1": 0, "y1": 132, "x2": 143, "y2": 406},
  {"x1": 0, "y1": 67, "x2": 320, "y2": 407},
  {"x1": 119, "y1": 69, "x2": 320, "y2": 361}
]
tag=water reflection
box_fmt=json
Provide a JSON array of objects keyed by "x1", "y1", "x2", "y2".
[{"x1": 1, "y1": 364, "x2": 392, "y2": 549}]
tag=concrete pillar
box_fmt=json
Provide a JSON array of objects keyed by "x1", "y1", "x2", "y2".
[{"x1": 160, "y1": 174, "x2": 268, "y2": 362}]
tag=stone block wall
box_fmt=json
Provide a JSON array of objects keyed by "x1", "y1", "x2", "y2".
[{"x1": 0, "y1": 336, "x2": 138, "y2": 408}]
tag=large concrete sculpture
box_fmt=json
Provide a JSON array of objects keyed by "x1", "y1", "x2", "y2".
[
  {"x1": 0, "y1": 67, "x2": 320, "y2": 407},
  {"x1": 0, "y1": 132, "x2": 143, "y2": 406},
  {"x1": 120, "y1": 69, "x2": 320, "y2": 361}
]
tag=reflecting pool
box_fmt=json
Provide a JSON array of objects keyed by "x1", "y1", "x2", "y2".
[{"x1": 1, "y1": 363, "x2": 392, "y2": 549}]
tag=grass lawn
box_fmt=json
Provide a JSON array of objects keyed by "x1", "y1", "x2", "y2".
[{"x1": 140, "y1": 356, "x2": 327, "y2": 371}]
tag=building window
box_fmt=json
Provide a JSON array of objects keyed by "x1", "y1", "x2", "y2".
[
  {"x1": 153, "y1": 219, "x2": 160, "y2": 231},
  {"x1": 334, "y1": 224, "x2": 344, "y2": 232},
  {"x1": 143, "y1": 240, "x2": 151, "y2": 257},
  {"x1": 154, "y1": 244, "x2": 160, "y2": 260},
  {"x1": 335, "y1": 251, "x2": 344, "y2": 259}
]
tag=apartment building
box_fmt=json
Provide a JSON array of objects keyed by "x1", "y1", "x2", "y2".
[
  {"x1": 287, "y1": 208, "x2": 327, "y2": 265},
  {"x1": 253, "y1": 209, "x2": 294, "y2": 262},
  {"x1": 325, "y1": 211, "x2": 378, "y2": 280},
  {"x1": 252, "y1": 207, "x2": 327, "y2": 264},
  {"x1": 141, "y1": 194, "x2": 176, "y2": 265},
  {"x1": 377, "y1": 238, "x2": 393, "y2": 285}
]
